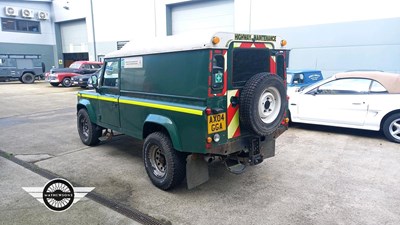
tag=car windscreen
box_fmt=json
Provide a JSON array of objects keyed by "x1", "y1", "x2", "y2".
[{"x1": 69, "y1": 62, "x2": 82, "y2": 69}]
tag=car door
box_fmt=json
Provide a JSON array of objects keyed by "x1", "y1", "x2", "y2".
[
  {"x1": 297, "y1": 78, "x2": 370, "y2": 126},
  {"x1": 98, "y1": 59, "x2": 120, "y2": 128}
]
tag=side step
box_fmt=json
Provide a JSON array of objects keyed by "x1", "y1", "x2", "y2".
[{"x1": 225, "y1": 158, "x2": 247, "y2": 174}]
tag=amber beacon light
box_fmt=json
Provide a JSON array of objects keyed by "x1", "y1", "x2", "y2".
[
  {"x1": 280, "y1": 39, "x2": 287, "y2": 47},
  {"x1": 212, "y1": 36, "x2": 220, "y2": 45}
]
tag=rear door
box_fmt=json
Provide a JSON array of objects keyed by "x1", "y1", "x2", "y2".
[{"x1": 98, "y1": 58, "x2": 120, "y2": 128}]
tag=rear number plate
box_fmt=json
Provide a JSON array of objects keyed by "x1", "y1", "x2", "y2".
[{"x1": 207, "y1": 113, "x2": 226, "y2": 134}]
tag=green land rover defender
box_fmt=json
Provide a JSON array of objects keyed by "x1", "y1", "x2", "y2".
[{"x1": 76, "y1": 32, "x2": 289, "y2": 190}]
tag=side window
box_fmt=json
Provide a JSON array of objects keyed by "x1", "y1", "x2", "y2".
[
  {"x1": 102, "y1": 59, "x2": 120, "y2": 88},
  {"x1": 310, "y1": 78, "x2": 371, "y2": 95},
  {"x1": 293, "y1": 73, "x2": 304, "y2": 84},
  {"x1": 370, "y1": 81, "x2": 387, "y2": 93},
  {"x1": 212, "y1": 55, "x2": 224, "y2": 90}
]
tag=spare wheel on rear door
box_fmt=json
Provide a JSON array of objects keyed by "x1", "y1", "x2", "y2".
[{"x1": 239, "y1": 72, "x2": 286, "y2": 136}]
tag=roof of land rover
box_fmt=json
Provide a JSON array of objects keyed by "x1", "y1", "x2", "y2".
[{"x1": 106, "y1": 32, "x2": 284, "y2": 58}]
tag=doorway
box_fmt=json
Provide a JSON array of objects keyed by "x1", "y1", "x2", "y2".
[{"x1": 63, "y1": 52, "x2": 89, "y2": 68}]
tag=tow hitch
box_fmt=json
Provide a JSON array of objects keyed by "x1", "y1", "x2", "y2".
[{"x1": 249, "y1": 138, "x2": 263, "y2": 165}]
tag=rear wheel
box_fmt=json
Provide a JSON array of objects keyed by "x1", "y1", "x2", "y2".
[
  {"x1": 21, "y1": 73, "x2": 35, "y2": 84},
  {"x1": 77, "y1": 108, "x2": 102, "y2": 146},
  {"x1": 383, "y1": 113, "x2": 400, "y2": 143},
  {"x1": 62, "y1": 77, "x2": 72, "y2": 87},
  {"x1": 143, "y1": 132, "x2": 186, "y2": 190},
  {"x1": 240, "y1": 72, "x2": 286, "y2": 136}
]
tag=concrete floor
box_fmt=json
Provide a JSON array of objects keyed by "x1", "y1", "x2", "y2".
[{"x1": 1, "y1": 81, "x2": 399, "y2": 225}]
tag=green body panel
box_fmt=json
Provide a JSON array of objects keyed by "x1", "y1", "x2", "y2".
[
  {"x1": 118, "y1": 94, "x2": 207, "y2": 153},
  {"x1": 143, "y1": 114, "x2": 182, "y2": 150},
  {"x1": 77, "y1": 93, "x2": 99, "y2": 123},
  {"x1": 120, "y1": 50, "x2": 210, "y2": 99},
  {"x1": 117, "y1": 50, "x2": 210, "y2": 153}
]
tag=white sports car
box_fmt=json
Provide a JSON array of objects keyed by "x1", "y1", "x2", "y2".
[{"x1": 288, "y1": 71, "x2": 400, "y2": 143}]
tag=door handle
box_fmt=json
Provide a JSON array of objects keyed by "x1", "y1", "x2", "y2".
[{"x1": 352, "y1": 102, "x2": 365, "y2": 105}]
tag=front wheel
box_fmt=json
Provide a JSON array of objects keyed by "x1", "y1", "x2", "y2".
[
  {"x1": 383, "y1": 113, "x2": 400, "y2": 143},
  {"x1": 143, "y1": 132, "x2": 186, "y2": 190},
  {"x1": 77, "y1": 109, "x2": 102, "y2": 146},
  {"x1": 62, "y1": 77, "x2": 72, "y2": 87}
]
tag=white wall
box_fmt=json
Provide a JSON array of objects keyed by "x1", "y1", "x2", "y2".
[
  {"x1": 91, "y1": 0, "x2": 156, "y2": 42},
  {"x1": 256, "y1": 18, "x2": 400, "y2": 77},
  {"x1": 48, "y1": 0, "x2": 400, "y2": 72},
  {"x1": 0, "y1": 1, "x2": 55, "y2": 45},
  {"x1": 238, "y1": 0, "x2": 400, "y2": 32}
]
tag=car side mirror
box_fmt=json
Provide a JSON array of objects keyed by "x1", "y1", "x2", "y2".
[{"x1": 91, "y1": 75, "x2": 98, "y2": 90}]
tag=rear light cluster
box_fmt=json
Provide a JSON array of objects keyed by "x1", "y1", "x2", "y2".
[{"x1": 281, "y1": 117, "x2": 289, "y2": 125}]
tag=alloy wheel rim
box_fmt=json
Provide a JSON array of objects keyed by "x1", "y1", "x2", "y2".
[{"x1": 389, "y1": 118, "x2": 400, "y2": 141}]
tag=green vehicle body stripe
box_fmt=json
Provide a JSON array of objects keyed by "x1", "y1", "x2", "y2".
[{"x1": 78, "y1": 93, "x2": 204, "y2": 116}]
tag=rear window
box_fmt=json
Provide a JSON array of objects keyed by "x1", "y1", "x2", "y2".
[{"x1": 232, "y1": 48, "x2": 270, "y2": 87}]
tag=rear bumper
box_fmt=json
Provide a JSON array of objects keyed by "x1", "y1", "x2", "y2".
[{"x1": 206, "y1": 125, "x2": 287, "y2": 157}]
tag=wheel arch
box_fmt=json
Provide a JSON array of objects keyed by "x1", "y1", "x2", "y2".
[
  {"x1": 380, "y1": 109, "x2": 400, "y2": 130},
  {"x1": 22, "y1": 71, "x2": 35, "y2": 76},
  {"x1": 143, "y1": 114, "x2": 182, "y2": 151},
  {"x1": 77, "y1": 99, "x2": 97, "y2": 124}
]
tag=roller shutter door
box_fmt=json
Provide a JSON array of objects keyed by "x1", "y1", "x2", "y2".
[
  {"x1": 171, "y1": 0, "x2": 234, "y2": 35},
  {"x1": 60, "y1": 19, "x2": 88, "y2": 53}
]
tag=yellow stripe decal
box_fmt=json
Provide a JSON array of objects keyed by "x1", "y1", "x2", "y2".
[
  {"x1": 119, "y1": 99, "x2": 203, "y2": 116},
  {"x1": 79, "y1": 93, "x2": 203, "y2": 116},
  {"x1": 80, "y1": 93, "x2": 96, "y2": 99}
]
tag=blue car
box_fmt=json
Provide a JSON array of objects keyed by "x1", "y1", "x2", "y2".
[{"x1": 287, "y1": 69, "x2": 323, "y2": 92}]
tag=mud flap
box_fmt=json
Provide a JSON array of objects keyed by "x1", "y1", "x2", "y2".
[{"x1": 186, "y1": 154, "x2": 209, "y2": 189}]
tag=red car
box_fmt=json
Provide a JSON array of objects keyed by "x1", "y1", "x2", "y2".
[{"x1": 46, "y1": 61, "x2": 103, "y2": 87}]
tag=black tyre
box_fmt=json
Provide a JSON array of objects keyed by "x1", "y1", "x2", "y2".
[
  {"x1": 21, "y1": 73, "x2": 35, "y2": 84},
  {"x1": 240, "y1": 72, "x2": 286, "y2": 136},
  {"x1": 62, "y1": 77, "x2": 72, "y2": 87},
  {"x1": 383, "y1": 113, "x2": 400, "y2": 143},
  {"x1": 77, "y1": 109, "x2": 102, "y2": 146},
  {"x1": 80, "y1": 86, "x2": 87, "y2": 89},
  {"x1": 143, "y1": 132, "x2": 186, "y2": 190},
  {"x1": 50, "y1": 83, "x2": 60, "y2": 87}
]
